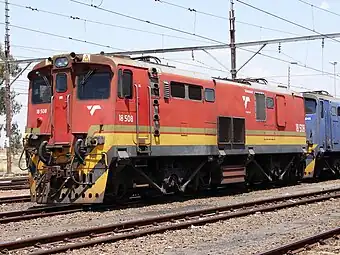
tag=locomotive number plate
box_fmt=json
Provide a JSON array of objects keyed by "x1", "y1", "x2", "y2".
[
  {"x1": 118, "y1": 114, "x2": 134, "y2": 123},
  {"x1": 296, "y1": 124, "x2": 306, "y2": 133}
]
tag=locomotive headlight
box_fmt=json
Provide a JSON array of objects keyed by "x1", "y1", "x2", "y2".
[{"x1": 55, "y1": 57, "x2": 69, "y2": 68}]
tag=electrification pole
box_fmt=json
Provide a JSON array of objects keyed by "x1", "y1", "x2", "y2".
[
  {"x1": 229, "y1": 0, "x2": 236, "y2": 79},
  {"x1": 4, "y1": 0, "x2": 12, "y2": 174},
  {"x1": 330, "y1": 61, "x2": 337, "y2": 97},
  {"x1": 287, "y1": 62, "x2": 297, "y2": 90}
]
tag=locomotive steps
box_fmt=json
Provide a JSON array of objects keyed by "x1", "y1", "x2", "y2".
[{"x1": 1, "y1": 187, "x2": 340, "y2": 255}]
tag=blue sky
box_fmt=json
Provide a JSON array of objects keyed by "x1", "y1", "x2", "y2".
[{"x1": 1, "y1": 0, "x2": 340, "y2": 143}]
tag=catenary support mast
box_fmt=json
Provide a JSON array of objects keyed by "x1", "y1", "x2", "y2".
[
  {"x1": 4, "y1": 0, "x2": 12, "y2": 174},
  {"x1": 230, "y1": 0, "x2": 237, "y2": 79}
]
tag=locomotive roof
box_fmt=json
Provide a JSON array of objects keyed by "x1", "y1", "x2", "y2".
[
  {"x1": 108, "y1": 55, "x2": 304, "y2": 97},
  {"x1": 32, "y1": 53, "x2": 304, "y2": 97},
  {"x1": 303, "y1": 91, "x2": 340, "y2": 102}
]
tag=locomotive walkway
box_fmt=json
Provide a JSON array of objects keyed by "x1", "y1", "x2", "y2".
[{"x1": 1, "y1": 187, "x2": 340, "y2": 254}]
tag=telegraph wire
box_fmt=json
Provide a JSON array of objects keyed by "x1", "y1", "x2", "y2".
[
  {"x1": 2, "y1": 1, "x2": 215, "y2": 45},
  {"x1": 155, "y1": 0, "x2": 300, "y2": 36},
  {"x1": 69, "y1": 0, "x2": 225, "y2": 44},
  {"x1": 235, "y1": 0, "x2": 340, "y2": 44},
  {"x1": 297, "y1": 0, "x2": 340, "y2": 18}
]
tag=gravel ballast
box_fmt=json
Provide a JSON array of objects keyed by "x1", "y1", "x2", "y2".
[
  {"x1": 0, "y1": 179, "x2": 339, "y2": 244},
  {"x1": 63, "y1": 198, "x2": 340, "y2": 255}
]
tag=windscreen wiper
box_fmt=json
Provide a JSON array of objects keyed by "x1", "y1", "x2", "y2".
[
  {"x1": 81, "y1": 69, "x2": 97, "y2": 86},
  {"x1": 36, "y1": 71, "x2": 51, "y2": 87},
  {"x1": 42, "y1": 75, "x2": 51, "y2": 87}
]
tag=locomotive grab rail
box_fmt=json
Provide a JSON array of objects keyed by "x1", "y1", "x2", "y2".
[
  {"x1": 134, "y1": 84, "x2": 140, "y2": 148},
  {"x1": 50, "y1": 95, "x2": 54, "y2": 128},
  {"x1": 66, "y1": 94, "x2": 71, "y2": 128},
  {"x1": 148, "y1": 85, "x2": 152, "y2": 151}
]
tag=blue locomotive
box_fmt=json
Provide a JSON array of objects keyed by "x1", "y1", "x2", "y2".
[{"x1": 304, "y1": 91, "x2": 340, "y2": 179}]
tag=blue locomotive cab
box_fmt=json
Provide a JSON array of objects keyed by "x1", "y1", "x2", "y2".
[
  {"x1": 303, "y1": 91, "x2": 340, "y2": 179},
  {"x1": 304, "y1": 97, "x2": 317, "y2": 146}
]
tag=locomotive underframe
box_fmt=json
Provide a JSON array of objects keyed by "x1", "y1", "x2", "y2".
[{"x1": 25, "y1": 138, "x2": 306, "y2": 204}]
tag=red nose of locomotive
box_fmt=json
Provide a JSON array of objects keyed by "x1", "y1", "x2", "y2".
[{"x1": 27, "y1": 53, "x2": 113, "y2": 146}]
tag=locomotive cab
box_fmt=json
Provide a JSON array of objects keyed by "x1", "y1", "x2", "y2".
[
  {"x1": 303, "y1": 91, "x2": 340, "y2": 178},
  {"x1": 25, "y1": 53, "x2": 117, "y2": 204}
]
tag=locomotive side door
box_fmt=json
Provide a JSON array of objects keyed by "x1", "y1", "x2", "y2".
[
  {"x1": 331, "y1": 104, "x2": 340, "y2": 149},
  {"x1": 116, "y1": 66, "x2": 151, "y2": 154},
  {"x1": 319, "y1": 99, "x2": 331, "y2": 150},
  {"x1": 51, "y1": 72, "x2": 72, "y2": 145}
]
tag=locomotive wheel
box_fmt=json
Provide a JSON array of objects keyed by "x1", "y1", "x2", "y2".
[{"x1": 332, "y1": 159, "x2": 340, "y2": 178}]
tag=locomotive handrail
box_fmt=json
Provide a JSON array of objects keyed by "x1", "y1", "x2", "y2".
[
  {"x1": 66, "y1": 94, "x2": 71, "y2": 128},
  {"x1": 134, "y1": 84, "x2": 140, "y2": 149},
  {"x1": 148, "y1": 85, "x2": 153, "y2": 151},
  {"x1": 50, "y1": 95, "x2": 54, "y2": 128}
]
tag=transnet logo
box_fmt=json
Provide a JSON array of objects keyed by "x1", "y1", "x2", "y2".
[
  {"x1": 87, "y1": 105, "x2": 101, "y2": 116},
  {"x1": 242, "y1": 96, "x2": 250, "y2": 109}
]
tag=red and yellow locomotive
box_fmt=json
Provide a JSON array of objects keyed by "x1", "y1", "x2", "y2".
[{"x1": 24, "y1": 53, "x2": 306, "y2": 204}]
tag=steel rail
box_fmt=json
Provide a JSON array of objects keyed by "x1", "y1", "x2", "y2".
[
  {"x1": 1, "y1": 187, "x2": 340, "y2": 254},
  {"x1": 0, "y1": 195, "x2": 31, "y2": 204},
  {"x1": 0, "y1": 205, "x2": 84, "y2": 224},
  {"x1": 0, "y1": 177, "x2": 29, "y2": 190},
  {"x1": 256, "y1": 227, "x2": 340, "y2": 255}
]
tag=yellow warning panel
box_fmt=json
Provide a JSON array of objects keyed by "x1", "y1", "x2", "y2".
[{"x1": 83, "y1": 54, "x2": 91, "y2": 62}]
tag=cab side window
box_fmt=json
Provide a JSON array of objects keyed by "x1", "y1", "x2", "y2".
[
  {"x1": 255, "y1": 92, "x2": 266, "y2": 121},
  {"x1": 320, "y1": 101, "x2": 324, "y2": 118},
  {"x1": 118, "y1": 69, "x2": 133, "y2": 99}
]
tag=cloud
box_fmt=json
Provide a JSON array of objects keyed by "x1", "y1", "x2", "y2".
[{"x1": 320, "y1": 1, "x2": 330, "y2": 10}]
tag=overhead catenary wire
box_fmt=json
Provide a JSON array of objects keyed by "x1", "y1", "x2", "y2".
[
  {"x1": 264, "y1": 73, "x2": 340, "y2": 78},
  {"x1": 235, "y1": 0, "x2": 340, "y2": 44},
  {"x1": 12, "y1": 44, "x2": 68, "y2": 53},
  {"x1": 239, "y1": 47, "x2": 340, "y2": 78},
  {"x1": 297, "y1": 0, "x2": 340, "y2": 18},
  {"x1": 1, "y1": 1, "x2": 215, "y2": 45},
  {"x1": 69, "y1": 0, "x2": 225, "y2": 44},
  {"x1": 155, "y1": 0, "x2": 300, "y2": 36},
  {"x1": 0, "y1": 2, "x2": 336, "y2": 84},
  {"x1": 0, "y1": 22, "x2": 126, "y2": 51}
]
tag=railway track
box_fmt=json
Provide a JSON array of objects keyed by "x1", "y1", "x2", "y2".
[
  {"x1": 257, "y1": 227, "x2": 340, "y2": 255},
  {"x1": 0, "y1": 176, "x2": 29, "y2": 190},
  {"x1": 0, "y1": 204, "x2": 84, "y2": 224},
  {"x1": 0, "y1": 195, "x2": 30, "y2": 204},
  {"x1": 1, "y1": 187, "x2": 340, "y2": 255}
]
